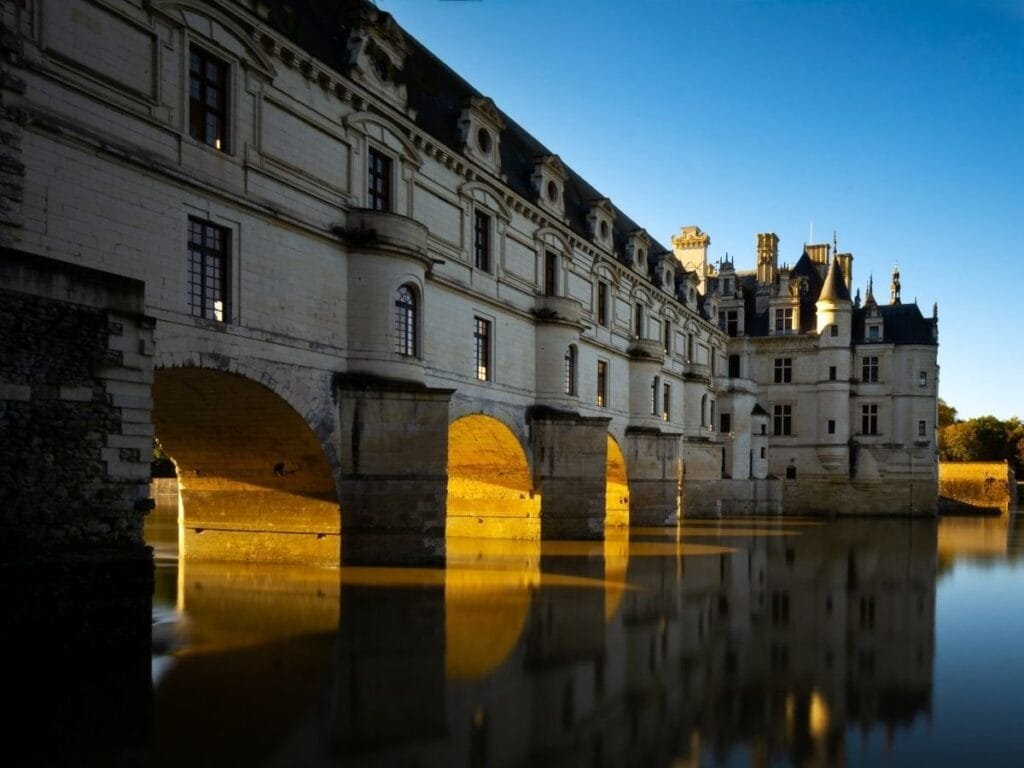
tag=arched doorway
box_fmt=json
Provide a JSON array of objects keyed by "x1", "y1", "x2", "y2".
[
  {"x1": 605, "y1": 434, "x2": 630, "y2": 529},
  {"x1": 152, "y1": 367, "x2": 339, "y2": 565}
]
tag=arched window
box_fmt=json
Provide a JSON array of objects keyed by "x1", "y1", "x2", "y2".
[
  {"x1": 394, "y1": 284, "x2": 417, "y2": 356},
  {"x1": 563, "y1": 345, "x2": 577, "y2": 396}
]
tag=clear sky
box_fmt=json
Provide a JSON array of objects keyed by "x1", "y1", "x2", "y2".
[{"x1": 379, "y1": 0, "x2": 1024, "y2": 421}]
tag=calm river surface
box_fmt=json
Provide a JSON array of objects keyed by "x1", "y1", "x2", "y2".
[{"x1": 128, "y1": 512, "x2": 1024, "y2": 766}]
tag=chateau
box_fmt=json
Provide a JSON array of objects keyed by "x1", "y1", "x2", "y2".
[{"x1": 0, "y1": 0, "x2": 938, "y2": 564}]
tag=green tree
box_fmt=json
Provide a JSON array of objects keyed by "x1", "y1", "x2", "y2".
[{"x1": 938, "y1": 398, "x2": 957, "y2": 430}]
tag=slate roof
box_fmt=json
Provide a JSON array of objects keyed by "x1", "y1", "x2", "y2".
[
  {"x1": 256, "y1": 0, "x2": 672, "y2": 269},
  {"x1": 819, "y1": 257, "x2": 851, "y2": 302},
  {"x1": 853, "y1": 303, "x2": 937, "y2": 346}
]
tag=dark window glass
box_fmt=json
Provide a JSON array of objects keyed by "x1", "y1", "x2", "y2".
[
  {"x1": 474, "y1": 210, "x2": 491, "y2": 271},
  {"x1": 187, "y1": 218, "x2": 229, "y2": 321},
  {"x1": 774, "y1": 358, "x2": 792, "y2": 384},
  {"x1": 862, "y1": 356, "x2": 879, "y2": 383},
  {"x1": 596, "y1": 361, "x2": 607, "y2": 407},
  {"x1": 773, "y1": 404, "x2": 792, "y2": 436},
  {"x1": 189, "y1": 47, "x2": 228, "y2": 151},
  {"x1": 564, "y1": 346, "x2": 576, "y2": 396},
  {"x1": 721, "y1": 413, "x2": 731, "y2": 433},
  {"x1": 474, "y1": 317, "x2": 491, "y2": 381},
  {"x1": 861, "y1": 403, "x2": 879, "y2": 435},
  {"x1": 597, "y1": 281, "x2": 608, "y2": 326},
  {"x1": 394, "y1": 285, "x2": 416, "y2": 356},
  {"x1": 368, "y1": 147, "x2": 392, "y2": 212},
  {"x1": 728, "y1": 354, "x2": 740, "y2": 378},
  {"x1": 544, "y1": 251, "x2": 558, "y2": 296}
]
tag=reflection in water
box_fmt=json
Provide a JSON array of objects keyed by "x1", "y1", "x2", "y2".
[{"x1": 40, "y1": 509, "x2": 1021, "y2": 766}]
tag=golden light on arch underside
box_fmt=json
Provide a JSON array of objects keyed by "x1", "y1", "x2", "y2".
[
  {"x1": 604, "y1": 434, "x2": 630, "y2": 621},
  {"x1": 446, "y1": 414, "x2": 540, "y2": 539},
  {"x1": 445, "y1": 415, "x2": 540, "y2": 680}
]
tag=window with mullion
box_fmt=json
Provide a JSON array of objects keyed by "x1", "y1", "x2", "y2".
[
  {"x1": 474, "y1": 317, "x2": 491, "y2": 381},
  {"x1": 474, "y1": 210, "x2": 491, "y2": 271},
  {"x1": 189, "y1": 47, "x2": 228, "y2": 152},
  {"x1": 368, "y1": 147, "x2": 392, "y2": 212},
  {"x1": 187, "y1": 218, "x2": 229, "y2": 321},
  {"x1": 394, "y1": 285, "x2": 417, "y2": 357}
]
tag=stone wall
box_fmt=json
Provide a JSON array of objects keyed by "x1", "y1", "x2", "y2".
[
  {"x1": 0, "y1": 251, "x2": 154, "y2": 556},
  {"x1": 939, "y1": 461, "x2": 1017, "y2": 514}
]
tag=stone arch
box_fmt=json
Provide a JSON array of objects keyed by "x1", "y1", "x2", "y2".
[
  {"x1": 446, "y1": 413, "x2": 540, "y2": 539},
  {"x1": 152, "y1": 365, "x2": 340, "y2": 564},
  {"x1": 605, "y1": 434, "x2": 630, "y2": 529}
]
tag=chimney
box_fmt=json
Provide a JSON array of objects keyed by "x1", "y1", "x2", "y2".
[{"x1": 756, "y1": 233, "x2": 779, "y2": 284}]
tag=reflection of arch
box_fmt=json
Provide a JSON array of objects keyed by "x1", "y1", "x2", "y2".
[
  {"x1": 152, "y1": 367, "x2": 339, "y2": 564},
  {"x1": 445, "y1": 538, "x2": 539, "y2": 681},
  {"x1": 447, "y1": 414, "x2": 540, "y2": 539}
]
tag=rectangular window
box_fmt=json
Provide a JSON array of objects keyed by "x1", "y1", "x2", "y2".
[
  {"x1": 773, "y1": 358, "x2": 792, "y2": 384},
  {"x1": 918, "y1": 419, "x2": 927, "y2": 437},
  {"x1": 827, "y1": 419, "x2": 836, "y2": 435},
  {"x1": 728, "y1": 354, "x2": 740, "y2": 378},
  {"x1": 919, "y1": 370, "x2": 928, "y2": 387},
  {"x1": 867, "y1": 324, "x2": 881, "y2": 341},
  {"x1": 635, "y1": 303, "x2": 644, "y2": 338},
  {"x1": 597, "y1": 281, "x2": 608, "y2": 326},
  {"x1": 188, "y1": 218, "x2": 229, "y2": 322},
  {"x1": 774, "y1": 307, "x2": 793, "y2": 333},
  {"x1": 189, "y1": 46, "x2": 229, "y2": 152},
  {"x1": 563, "y1": 346, "x2": 576, "y2": 396},
  {"x1": 663, "y1": 382, "x2": 671, "y2": 421},
  {"x1": 861, "y1": 404, "x2": 879, "y2": 435},
  {"x1": 721, "y1": 413, "x2": 731, "y2": 434},
  {"x1": 725, "y1": 310, "x2": 739, "y2": 337},
  {"x1": 473, "y1": 210, "x2": 491, "y2": 271},
  {"x1": 544, "y1": 251, "x2": 558, "y2": 296},
  {"x1": 596, "y1": 361, "x2": 607, "y2": 407},
  {"x1": 687, "y1": 333, "x2": 694, "y2": 362},
  {"x1": 368, "y1": 147, "x2": 392, "y2": 212},
  {"x1": 474, "y1": 317, "x2": 491, "y2": 381},
  {"x1": 830, "y1": 324, "x2": 839, "y2": 337},
  {"x1": 710, "y1": 401, "x2": 716, "y2": 430},
  {"x1": 829, "y1": 365, "x2": 837, "y2": 381},
  {"x1": 773, "y1": 404, "x2": 792, "y2": 436},
  {"x1": 650, "y1": 377, "x2": 658, "y2": 416},
  {"x1": 760, "y1": 446, "x2": 766, "y2": 459},
  {"x1": 663, "y1": 319, "x2": 672, "y2": 354},
  {"x1": 862, "y1": 356, "x2": 879, "y2": 383}
]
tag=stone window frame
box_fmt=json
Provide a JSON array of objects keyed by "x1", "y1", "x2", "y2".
[
  {"x1": 773, "y1": 357, "x2": 793, "y2": 384},
  {"x1": 662, "y1": 381, "x2": 672, "y2": 422},
  {"x1": 183, "y1": 205, "x2": 240, "y2": 325},
  {"x1": 860, "y1": 403, "x2": 880, "y2": 436},
  {"x1": 773, "y1": 307, "x2": 795, "y2": 335},
  {"x1": 861, "y1": 355, "x2": 880, "y2": 383},
  {"x1": 367, "y1": 144, "x2": 394, "y2": 212},
  {"x1": 563, "y1": 344, "x2": 577, "y2": 397},
  {"x1": 596, "y1": 279, "x2": 609, "y2": 327},
  {"x1": 773, "y1": 403, "x2": 793, "y2": 436},
  {"x1": 473, "y1": 208, "x2": 493, "y2": 273},
  {"x1": 393, "y1": 283, "x2": 419, "y2": 358},
  {"x1": 596, "y1": 359, "x2": 609, "y2": 407},
  {"x1": 188, "y1": 43, "x2": 231, "y2": 154},
  {"x1": 473, "y1": 313, "x2": 494, "y2": 382},
  {"x1": 187, "y1": 217, "x2": 230, "y2": 322}
]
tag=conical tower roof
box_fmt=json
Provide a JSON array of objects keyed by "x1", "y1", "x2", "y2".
[{"x1": 818, "y1": 257, "x2": 851, "y2": 303}]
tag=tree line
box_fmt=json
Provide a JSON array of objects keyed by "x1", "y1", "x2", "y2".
[{"x1": 938, "y1": 399, "x2": 1024, "y2": 474}]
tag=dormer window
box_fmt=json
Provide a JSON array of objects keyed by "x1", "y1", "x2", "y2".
[
  {"x1": 867, "y1": 324, "x2": 881, "y2": 341},
  {"x1": 458, "y1": 96, "x2": 504, "y2": 174},
  {"x1": 344, "y1": 6, "x2": 411, "y2": 111},
  {"x1": 532, "y1": 155, "x2": 567, "y2": 218},
  {"x1": 587, "y1": 199, "x2": 615, "y2": 252},
  {"x1": 636, "y1": 247, "x2": 646, "y2": 270}
]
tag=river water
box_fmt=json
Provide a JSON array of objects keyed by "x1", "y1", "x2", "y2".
[{"x1": 129, "y1": 510, "x2": 1024, "y2": 767}]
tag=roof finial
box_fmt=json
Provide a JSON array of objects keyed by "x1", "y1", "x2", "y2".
[
  {"x1": 833, "y1": 229, "x2": 838, "y2": 257},
  {"x1": 890, "y1": 264, "x2": 901, "y2": 305}
]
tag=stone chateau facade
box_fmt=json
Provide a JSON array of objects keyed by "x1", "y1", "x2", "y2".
[{"x1": 0, "y1": 0, "x2": 938, "y2": 562}]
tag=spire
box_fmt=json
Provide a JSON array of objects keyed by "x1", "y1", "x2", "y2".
[
  {"x1": 890, "y1": 264, "x2": 901, "y2": 305},
  {"x1": 864, "y1": 275, "x2": 877, "y2": 308},
  {"x1": 818, "y1": 254, "x2": 851, "y2": 302}
]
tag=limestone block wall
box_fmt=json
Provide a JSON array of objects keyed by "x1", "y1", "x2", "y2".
[{"x1": 0, "y1": 252, "x2": 154, "y2": 554}]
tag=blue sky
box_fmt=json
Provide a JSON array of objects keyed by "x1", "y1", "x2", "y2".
[{"x1": 380, "y1": 0, "x2": 1024, "y2": 420}]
